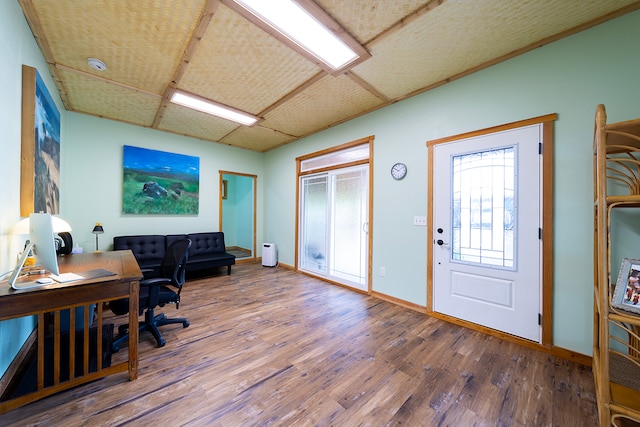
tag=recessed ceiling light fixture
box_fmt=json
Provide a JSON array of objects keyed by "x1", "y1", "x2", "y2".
[
  {"x1": 87, "y1": 57, "x2": 107, "y2": 71},
  {"x1": 230, "y1": 0, "x2": 368, "y2": 71},
  {"x1": 170, "y1": 91, "x2": 259, "y2": 126}
]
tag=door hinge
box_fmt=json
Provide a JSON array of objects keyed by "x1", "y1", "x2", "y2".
[
  {"x1": 538, "y1": 228, "x2": 542, "y2": 240},
  {"x1": 539, "y1": 142, "x2": 542, "y2": 155},
  {"x1": 538, "y1": 313, "x2": 542, "y2": 325}
]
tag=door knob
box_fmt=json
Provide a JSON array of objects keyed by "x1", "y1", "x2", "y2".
[{"x1": 436, "y1": 239, "x2": 449, "y2": 246}]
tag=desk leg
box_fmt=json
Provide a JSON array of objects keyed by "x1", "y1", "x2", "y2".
[{"x1": 128, "y1": 280, "x2": 139, "y2": 380}]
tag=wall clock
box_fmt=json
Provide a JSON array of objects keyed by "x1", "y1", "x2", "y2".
[{"x1": 391, "y1": 162, "x2": 407, "y2": 180}]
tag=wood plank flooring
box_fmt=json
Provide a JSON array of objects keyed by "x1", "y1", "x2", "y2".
[{"x1": 0, "y1": 262, "x2": 598, "y2": 426}]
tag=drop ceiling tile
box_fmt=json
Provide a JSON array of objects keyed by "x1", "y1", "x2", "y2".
[
  {"x1": 316, "y1": 0, "x2": 432, "y2": 44},
  {"x1": 59, "y1": 68, "x2": 160, "y2": 126},
  {"x1": 221, "y1": 126, "x2": 296, "y2": 152},
  {"x1": 353, "y1": 0, "x2": 640, "y2": 100},
  {"x1": 180, "y1": 3, "x2": 321, "y2": 115},
  {"x1": 32, "y1": 0, "x2": 206, "y2": 94},
  {"x1": 158, "y1": 103, "x2": 239, "y2": 142},
  {"x1": 261, "y1": 74, "x2": 385, "y2": 137}
]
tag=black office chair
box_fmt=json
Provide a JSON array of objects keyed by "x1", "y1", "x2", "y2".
[{"x1": 110, "y1": 238, "x2": 192, "y2": 352}]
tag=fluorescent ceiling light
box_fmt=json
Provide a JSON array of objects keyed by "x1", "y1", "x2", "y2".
[
  {"x1": 171, "y1": 91, "x2": 258, "y2": 126},
  {"x1": 233, "y1": 0, "x2": 359, "y2": 70}
]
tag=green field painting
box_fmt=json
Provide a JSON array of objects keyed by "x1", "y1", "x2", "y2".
[{"x1": 122, "y1": 145, "x2": 199, "y2": 215}]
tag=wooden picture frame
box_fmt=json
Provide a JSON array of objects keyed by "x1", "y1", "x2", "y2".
[
  {"x1": 21, "y1": 65, "x2": 61, "y2": 216},
  {"x1": 612, "y1": 258, "x2": 640, "y2": 315}
]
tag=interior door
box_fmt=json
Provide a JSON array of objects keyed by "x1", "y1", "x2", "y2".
[{"x1": 432, "y1": 124, "x2": 542, "y2": 342}]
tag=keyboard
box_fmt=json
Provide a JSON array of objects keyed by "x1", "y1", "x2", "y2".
[{"x1": 49, "y1": 272, "x2": 84, "y2": 283}]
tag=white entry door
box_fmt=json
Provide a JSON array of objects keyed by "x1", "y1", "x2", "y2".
[{"x1": 432, "y1": 124, "x2": 542, "y2": 342}]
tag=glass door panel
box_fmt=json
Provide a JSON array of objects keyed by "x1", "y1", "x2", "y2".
[
  {"x1": 300, "y1": 165, "x2": 368, "y2": 290},
  {"x1": 330, "y1": 169, "x2": 367, "y2": 287},
  {"x1": 300, "y1": 175, "x2": 328, "y2": 273}
]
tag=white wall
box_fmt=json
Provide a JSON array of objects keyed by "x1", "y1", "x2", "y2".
[{"x1": 264, "y1": 10, "x2": 640, "y2": 356}]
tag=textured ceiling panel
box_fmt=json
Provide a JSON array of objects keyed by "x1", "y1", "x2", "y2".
[
  {"x1": 32, "y1": 0, "x2": 206, "y2": 94},
  {"x1": 316, "y1": 0, "x2": 431, "y2": 44},
  {"x1": 180, "y1": 3, "x2": 320, "y2": 115},
  {"x1": 353, "y1": 0, "x2": 640, "y2": 100},
  {"x1": 261, "y1": 74, "x2": 385, "y2": 137},
  {"x1": 158, "y1": 103, "x2": 239, "y2": 142},
  {"x1": 221, "y1": 126, "x2": 296, "y2": 152},
  {"x1": 58, "y1": 69, "x2": 160, "y2": 126},
  {"x1": 19, "y1": 0, "x2": 640, "y2": 151}
]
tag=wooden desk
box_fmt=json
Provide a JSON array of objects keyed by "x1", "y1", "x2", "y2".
[{"x1": 0, "y1": 251, "x2": 142, "y2": 414}]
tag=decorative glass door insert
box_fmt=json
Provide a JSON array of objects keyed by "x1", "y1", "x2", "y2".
[{"x1": 452, "y1": 147, "x2": 515, "y2": 269}]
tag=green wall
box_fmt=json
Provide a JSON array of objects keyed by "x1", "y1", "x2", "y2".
[
  {"x1": 263, "y1": 11, "x2": 640, "y2": 356},
  {"x1": 0, "y1": 1, "x2": 264, "y2": 377},
  {"x1": 0, "y1": 0, "x2": 59, "y2": 376},
  {"x1": 60, "y1": 113, "x2": 264, "y2": 252},
  {"x1": 2, "y1": 1, "x2": 640, "y2": 371}
]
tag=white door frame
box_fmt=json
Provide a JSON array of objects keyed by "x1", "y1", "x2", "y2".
[{"x1": 426, "y1": 114, "x2": 556, "y2": 347}]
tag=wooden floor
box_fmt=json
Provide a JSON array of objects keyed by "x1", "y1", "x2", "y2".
[{"x1": 0, "y1": 262, "x2": 598, "y2": 426}]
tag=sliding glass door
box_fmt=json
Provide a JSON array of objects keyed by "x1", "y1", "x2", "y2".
[{"x1": 299, "y1": 165, "x2": 368, "y2": 290}]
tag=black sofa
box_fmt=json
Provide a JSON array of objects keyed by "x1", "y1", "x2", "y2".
[{"x1": 113, "y1": 232, "x2": 235, "y2": 277}]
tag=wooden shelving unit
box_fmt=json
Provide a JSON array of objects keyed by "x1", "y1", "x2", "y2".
[{"x1": 594, "y1": 104, "x2": 640, "y2": 426}]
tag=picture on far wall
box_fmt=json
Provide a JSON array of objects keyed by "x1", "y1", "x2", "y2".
[
  {"x1": 20, "y1": 65, "x2": 61, "y2": 216},
  {"x1": 122, "y1": 145, "x2": 200, "y2": 215}
]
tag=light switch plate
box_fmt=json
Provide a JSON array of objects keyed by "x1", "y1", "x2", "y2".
[{"x1": 413, "y1": 216, "x2": 427, "y2": 226}]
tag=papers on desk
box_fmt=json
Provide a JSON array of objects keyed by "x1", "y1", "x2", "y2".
[
  {"x1": 9, "y1": 269, "x2": 116, "y2": 290},
  {"x1": 50, "y1": 272, "x2": 84, "y2": 283}
]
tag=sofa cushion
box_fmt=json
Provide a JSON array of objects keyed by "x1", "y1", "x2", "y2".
[
  {"x1": 165, "y1": 234, "x2": 189, "y2": 250},
  {"x1": 113, "y1": 235, "x2": 166, "y2": 269},
  {"x1": 187, "y1": 232, "x2": 227, "y2": 256}
]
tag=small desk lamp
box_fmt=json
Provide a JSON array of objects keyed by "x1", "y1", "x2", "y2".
[{"x1": 92, "y1": 223, "x2": 104, "y2": 252}]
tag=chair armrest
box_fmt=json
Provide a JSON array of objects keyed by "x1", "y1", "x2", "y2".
[
  {"x1": 140, "y1": 277, "x2": 172, "y2": 308},
  {"x1": 140, "y1": 268, "x2": 157, "y2": 280},
  {"x1": 140, "y1": 277, "x2": 172, "y2": 287}
]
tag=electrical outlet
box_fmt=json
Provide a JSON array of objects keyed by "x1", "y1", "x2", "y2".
[
  {"x1": 413, "y1": 216, "x2": 427, "y2": 226},
  {"x1": 380, "y1": 266, "x2": 386, "y2": 277}
]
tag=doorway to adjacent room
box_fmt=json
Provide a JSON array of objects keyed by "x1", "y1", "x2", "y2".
[{"x1": 219, "y1": 171, "x2": 256, "y2": 261}]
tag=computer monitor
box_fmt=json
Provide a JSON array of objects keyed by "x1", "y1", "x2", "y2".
[
  {"x1": 8, "y1": 213, "x2": 60, "y2": 288},
  {"x1": 29, "y1": 213, "x2": 60, "y2": 276}
]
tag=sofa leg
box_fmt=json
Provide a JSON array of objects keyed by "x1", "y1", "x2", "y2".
[{"x1": 227, "y1": 265, "x2": 231, "y2": 275}]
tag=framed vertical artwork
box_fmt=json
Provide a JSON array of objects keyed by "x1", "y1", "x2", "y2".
[
  {"x1": 122, "y1": 145, "x2": 200, "y2": 215},
  {"x1": 21, "y1": 65, "x2": 61, "y2": 216}
]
